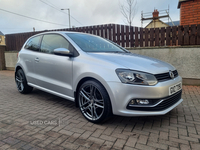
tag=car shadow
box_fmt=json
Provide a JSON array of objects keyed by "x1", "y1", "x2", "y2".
[{"x1": 29, "y1": 89, "x2": 179, "y2": 128}]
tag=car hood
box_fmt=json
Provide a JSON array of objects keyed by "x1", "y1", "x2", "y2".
[{"x1": 88, "y1": 52, "x2": 176, "y2": 74}]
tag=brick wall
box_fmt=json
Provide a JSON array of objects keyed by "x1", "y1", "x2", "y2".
[{"x1": 180, "y1": 0, "x2": 200, "y2": 25}]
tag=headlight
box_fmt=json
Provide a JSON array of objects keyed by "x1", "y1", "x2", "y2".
[{"x1": 116, "y1": 69, "x2": 158, "y2": 86}]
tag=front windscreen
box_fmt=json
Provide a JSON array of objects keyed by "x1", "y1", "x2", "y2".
[{"x1": 66, "y1": 33, "x2": 127, "y2": 53}]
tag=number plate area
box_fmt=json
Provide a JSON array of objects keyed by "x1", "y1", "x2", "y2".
[{"x1": 169, "y1": 82, "x2": 182, "y2": 96}]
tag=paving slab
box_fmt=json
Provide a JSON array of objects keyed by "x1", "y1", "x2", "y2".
[{"x1": 0, "y1": 70, "x2": 200, "y2": 150}]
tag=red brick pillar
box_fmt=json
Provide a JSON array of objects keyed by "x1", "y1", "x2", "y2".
[
  {"x1": 180, "y1": 0, "x2": 200, "y2": 26},
  {"x1": 0, "y1": 46, "x2": 6, "y2": 70}
]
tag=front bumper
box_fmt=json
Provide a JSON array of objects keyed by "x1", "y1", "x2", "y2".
[{"x1": 107, "y1": 76, "x2": 183, "y2": 116}]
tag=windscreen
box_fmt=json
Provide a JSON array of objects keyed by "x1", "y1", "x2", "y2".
[{"x1": 66, "y1": 33, "x2": 127, "y2": 53}]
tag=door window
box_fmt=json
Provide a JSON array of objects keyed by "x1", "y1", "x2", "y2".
[{"x1": 40, "y1": 34, "x2": 73, "y2": 54}]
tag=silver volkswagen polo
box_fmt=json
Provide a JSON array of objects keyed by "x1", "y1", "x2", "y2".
[{"x1": 15, "y1": 31, "x2": 183, "y2": 123}]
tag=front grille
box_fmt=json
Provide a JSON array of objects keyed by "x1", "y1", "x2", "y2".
[
  {"x1": 127, "y1": 90, "x2": 182, "y2": 111},
  {"x1": 155, "y1": 70, "x2": 178, "y2": 82}
]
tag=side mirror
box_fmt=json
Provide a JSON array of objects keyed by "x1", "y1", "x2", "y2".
[{"x1": 54, "y1": 48, "x2": 73, "y2": 57}]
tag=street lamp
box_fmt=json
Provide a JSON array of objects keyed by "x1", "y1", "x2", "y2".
[{"x1": 61, "y1": 8, "x2": 71, "y2": 28}]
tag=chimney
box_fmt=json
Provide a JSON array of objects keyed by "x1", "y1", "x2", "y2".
[{"x1": 153, "y1": 9, "x2": 159, "y2": 18}]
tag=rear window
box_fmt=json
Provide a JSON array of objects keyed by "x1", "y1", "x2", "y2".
[{"x1": 25, "y1": 36, "x2": 41, "y2": 51}]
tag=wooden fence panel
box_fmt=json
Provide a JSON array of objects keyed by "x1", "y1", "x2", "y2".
[
  {"x1": 12, "y1": 35, "x2": 18, "y2": 51},
  {"x1": 190, "y1": 25, "x2": 196, "y2": 45},
  {"x1": 197, "y1": 24, "x2": 200, "y2": 45},
  {"x1": 79, "y1": 26, "x2": 82, "y2": 34},
  {"x1": 130, "y1": 26, "x2": 134, "y2": 47},
  {"x1": 140, "y1": 28, "x2": 143, "y2": 47},
  {"x1": 172, "y1": 26, "x2": 177, "y2": 46},
  {"x1": 88, "y1": 26, "x2": 91, "y2": 34},
  {"x1": 104, "y1": 24, "x2": 108, "y2": 39},
  {"x1": 101, "y1": 25, "x2": 104, "y2": 38},
  {"x1": 90, "y1": 26, "x2": 93, "y2": 34},
  {"x1": 131, "y1": 26, "x2": 134, "y2": 47},
  {"x1": 145, "y1": 28, "x2": 148, "y2": 47},
  {"x1": 78, "y1": 27, "x2": 82, "y2": 32},
  {"x1": 93, "y1": 26, "x2": 96, "y2": 35},
  {"x1": 85, "y1": 26, "x2": 89, "y2": 33},
  {"x1": 80, "y1": 27, "x2": 85, "y2": 33},
  {"x1": 5, "y1": 24, "x2": 200, "y2": 51},
  {"x1": 108, "y1": 24, "x2": 112, "y2": 40},
  {"x1": 135, "y1": 27, "x2": 138, "y2": 47},
  {"x1": 82, "y1": 27, "x2": 85, "y2": 33},
  {"x1": 78, "y1": 27, "x2": 81, "y2": 32},
  {"x1": 121, "y1": 25, "x2": 125, "y2": 47},
  {"x1": 155, "y1": 28, "x2": 159, "y2": 46},
  {"x1": 112, "y1": 24, "x2": 116, "y2": 43},
  {"x1": 150, "y1": 28, "x2": 154, "y2": 46},
  {"x1": 125, "y1": 26, "x2": 129, "y2": 47},
  {"x1": 178, "y1": 26, "x2": 183, "y2": 45},
  {"x1": 161, "y1": 27, "x2": 165, "y2": 46},
  {"x1": 184, "y1": 25, "x2": 190, "y2": 45},
  {"x1": 116, "y1": 24, "x2": 120, "y2": 45},
  {"x1": 96, "y1": 26, "x2": 100, "y2": 36},
  {"x1": 166, "y1": 26, "x2": 171, "y2": 46}
]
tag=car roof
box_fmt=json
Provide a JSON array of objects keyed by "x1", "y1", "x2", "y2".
[
  {"x1": 29, "y1": 31, "x2": 98, "y2": 40},
  {"x1": 34, "y1": 31, "x2": 90, "y2": 36}
]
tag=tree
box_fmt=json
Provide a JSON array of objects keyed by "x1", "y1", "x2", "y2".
[{"x1": 120, "y1": 0, "x2": 137, "y2": 27}]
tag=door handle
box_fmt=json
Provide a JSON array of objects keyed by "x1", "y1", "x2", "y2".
[{"x1": 35, "y1": 58, "x2": 39, "y2": 62}]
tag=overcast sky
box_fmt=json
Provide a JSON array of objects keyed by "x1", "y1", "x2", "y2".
[{"x1": 0, "y1": 0, "x2": 180, "y2": 35}]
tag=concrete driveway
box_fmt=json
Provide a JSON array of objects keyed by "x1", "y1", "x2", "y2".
[{"x1": 0, "y1": 71, "x2": 200, "y2": 150}]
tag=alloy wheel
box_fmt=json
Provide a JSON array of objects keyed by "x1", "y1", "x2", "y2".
[
  {"x1": 79, "y1": 84, "x2": 104, "y2": 121},
  {"x1": 15, "y1": 70, "x2": 24, "y2": 92}
]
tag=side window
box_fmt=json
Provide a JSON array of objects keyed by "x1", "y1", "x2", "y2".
[
  {"x1": 25, "y1": 36, "x2": 41, "y2": 51},
  {"x1": 40, "y1": 34, "x2": 73, "y2": 54}
]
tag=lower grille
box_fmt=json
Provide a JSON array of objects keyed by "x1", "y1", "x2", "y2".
[{"x1": 127, "y1": 90, "x2": 182, "y2": 111}]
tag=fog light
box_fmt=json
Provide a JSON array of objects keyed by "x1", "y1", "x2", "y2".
[
  {"x1": 136, "y1": 100, "x2": 149, "y2": 105},
  {"x1": 129, "y1": 100, "x2": 136, "y2": 105}
]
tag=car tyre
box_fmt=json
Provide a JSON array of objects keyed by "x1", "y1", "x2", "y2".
[
  {"x1": 15, "y1": 69, "x2": 33, "y2": 94},
  {"x1": 78, "y1": 80, "x2": 112, "y2": 123}
]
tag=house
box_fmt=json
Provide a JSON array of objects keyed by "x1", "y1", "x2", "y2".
[
  {"x1": 178, "y1": 0, "x2": 200, "y2": 25},
  {"x1": 0, "y1": 31, "x2": 6, "y2": 46},
  {"x1": 145, "y1": 10, "x2": 169, "y2": 28},
  {"x1": 165, "y1": 21, "x2": 180, "y2": 26}
]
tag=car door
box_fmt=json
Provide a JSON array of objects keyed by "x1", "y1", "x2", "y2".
[
  {"x1": 34, "y1": 33, "x2": 74, "y2": 98},
  {"x1": 22, "y1": 35, "x2": 42, "y2": 84}
]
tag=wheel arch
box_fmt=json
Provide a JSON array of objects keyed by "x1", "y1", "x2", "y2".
[
  {"x1": 15, "y1": 65, "x2": 23, "y2": 76},
  {"x1": 15, "y1": 65, "x2": 28, "y2": 83}
]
